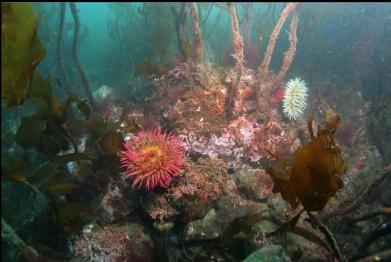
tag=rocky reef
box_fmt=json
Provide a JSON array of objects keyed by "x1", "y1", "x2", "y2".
[
  {"x1": 3, "y1": 3, "x2": 390, "y2": 262},
  {"x1": 68, "y1": 56, "x2": 390, "y2": 261}
]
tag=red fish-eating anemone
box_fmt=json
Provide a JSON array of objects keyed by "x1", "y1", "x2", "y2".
[{"x1": 120, "y1": 128, "x2": 185, "y2": 190}]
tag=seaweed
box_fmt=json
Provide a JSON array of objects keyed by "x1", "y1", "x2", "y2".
[
  {"x1": 69, "y1": 3, "x2": 96, "y2": 109},
  {"x1": 134, "y1": 58, "x2": 169, "y2": 80},
  {"x1": 1, "y1": 3, "x2": 47, "y2": 107},
  {"x1": 1, "y1": 4, "x2": 109, "y2": 259},
  {"x1": 171, "y1": 3, "x2": 193, "y2": 61},
  {"x1": 267, "y1": 109, "x2": 347, "y2": 212}
]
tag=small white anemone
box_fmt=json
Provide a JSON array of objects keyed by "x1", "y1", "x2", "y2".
[{"x1": 282, "y1": 77, "x2": 308, "y2": 121}]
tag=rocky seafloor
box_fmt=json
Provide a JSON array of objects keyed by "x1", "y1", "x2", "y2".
[{"x1": 69, "y1": 64, "x2": 390, "y2": 262}]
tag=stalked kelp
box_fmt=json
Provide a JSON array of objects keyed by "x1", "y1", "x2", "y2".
[
  {"x1": 171, "y1": 3, "x2": 193, "y2": 62},
  {"x1": 134, "y1": 58, "x2": 169, "y2": 81},
  {"x1": 263, "y1": 109, "x2": 347, "y2": 261},
  {"x1": 267, "y1": 108, "x2": 347, "y2": 212},
  {"x1": 1, "y1": 3, "x2": 46, "y2": 107},
  {"x1": 2, "y1": 3, "x2": 125, "y2": 261}
]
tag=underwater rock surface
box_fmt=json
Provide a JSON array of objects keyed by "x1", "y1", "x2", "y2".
[
  {"x1": 243, "y1": 245, "x2": 290, "y2": 262},
  {"x1": 72, "y1": 223, "x2": 154, "y2": 262},
  {"x1": 2, "y1": 2, "x2": 391, "y2": 262}
]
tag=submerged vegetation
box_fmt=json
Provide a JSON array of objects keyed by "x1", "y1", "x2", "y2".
[
  {"x1": 2, "y1": 2, "x2": 391, "y2": 262},
  {"x1": 267, "y1": 108, "x2": 346, "y2": 212}
]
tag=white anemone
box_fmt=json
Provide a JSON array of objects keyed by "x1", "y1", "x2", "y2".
[{"x1": 282, "y1": 77, "x2": 308, "y2": 121}]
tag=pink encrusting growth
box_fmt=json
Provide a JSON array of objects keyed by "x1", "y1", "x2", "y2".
[
  {"x1": 120, "y1": 128, "x2": 185, "y2": 190},
  {"x1": 274, "y1": 88, "x2": 285, "y2": 101}
]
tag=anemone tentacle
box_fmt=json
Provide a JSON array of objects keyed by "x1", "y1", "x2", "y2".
[{"x1": 121, "y1": 128, "x2": 185, "y2": 190}]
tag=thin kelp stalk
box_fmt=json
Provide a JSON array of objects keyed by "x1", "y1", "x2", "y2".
[
  {"x1": 228, "y1": 3, "x2": 245, "y2": 72},
  {"x1": 359, "y1": 222, "x2": 391, "y2": 254},
  {"x1": 2, "y1": 218, "x2": 41, "y2": 261},
  {"x1": 58, "y1": 121, "x2": 79, "y2": 153},
  {"x1": 256, "y1": 2, "x2": 300, "y2": 110},
  {"x1": 345, "y1": 207, "x2": 391, "y2": 224},
  {"x1": 266, "y1": 210, "x2": 343, "y2": 261},
  {"x1": 69, "y1": 3, "x2": 96, "y2": 110},
  {"x1": 307, "y1": 213, "x2": 344, "y2": 262},
  {"x1": 258, "y1": 3, "x2": 299, "y2": 81},
  {"x1": 171, "y1": 3, "x2": 191, "y2": 61},
  {"x1": 213, "y1": 3, "x2": 229, "y2": 11},
  {"x1": 329, "y1": 164, "x2": 391, "y2": 218},
  {"x1": 190, "y1": 3, "x2": 204, "y2": 65},
  {"x1": 224, "y1": 3, "x2": 244, "y2": 120},
  {"x1": 272, "y1": 6, "x2": 300, "y2": 90},
  {"x1": 56, "y1": 3, "x2": 74, "y2": 96},
  {"x1": 201, "y1": 4, "x2": 213, "y2": 26},
  {"x1": 355, "y1": 251, "x2": 391, "y2": 262},
  {"x1": 204, "y1": 8, "x2": 223, "y2": 40},
  {"x1": 244, "y1": 3, "x2": 254, "y2": 45}
]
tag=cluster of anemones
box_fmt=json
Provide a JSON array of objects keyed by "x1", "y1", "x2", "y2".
[{"x1": 121, "y1": 128, "x2": 185, "y2": 190}]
